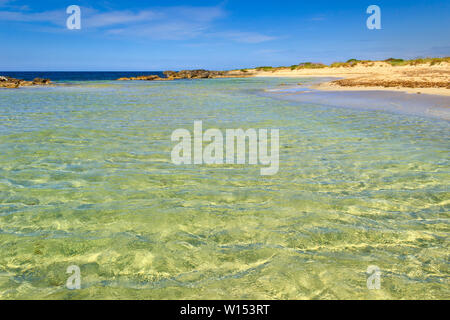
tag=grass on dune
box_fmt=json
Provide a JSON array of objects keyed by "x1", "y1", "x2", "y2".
[
  {"x1": 246, "y1": 57, "x2": 450, "y2": 72},
  {"x1": 384, "y1": 57, "x2": 450, "y2": 66},
  {"x1": 292, "y1": 62, "x2": 327, "y2": 70}
]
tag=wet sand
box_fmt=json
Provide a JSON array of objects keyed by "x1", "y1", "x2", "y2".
[{"x1": 262, "y1": 82, "x2": 450, "y2": 120}]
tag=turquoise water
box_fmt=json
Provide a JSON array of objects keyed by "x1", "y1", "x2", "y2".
[{"x1": 0, "y1": 78, "x2": 449, "y2": 299}]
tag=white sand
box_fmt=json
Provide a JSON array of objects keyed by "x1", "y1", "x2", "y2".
[{"x1": 230, "y1": 62, "x2": 450, "y2": 97}]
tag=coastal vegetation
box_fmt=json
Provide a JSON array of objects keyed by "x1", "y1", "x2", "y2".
[
  {"x1": 249, "y1": 57, "x2": 450, "y2": 71},
  {"x1": 384, "y1": 57, "x2": 450, "y2": 66},
  {"x1": 255, "y1": 66, "x2": 274, "y2": 72},
  {"x1": 293, "y1": 62, "x2": 327, "y2": 70}
]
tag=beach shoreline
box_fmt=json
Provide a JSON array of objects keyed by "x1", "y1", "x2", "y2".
[
  {"x1": 238, "y1": 60, "x2": 450, "y2": 97},
  {"x1": 113, "y1": 59, "x2": 450, "y2": 97},
  {"x1": 261, "y1": 84, "x2": 450, "y2": 121},
  {"x1": 3, "y1": 59, "x2": 450, "y2": 97}
]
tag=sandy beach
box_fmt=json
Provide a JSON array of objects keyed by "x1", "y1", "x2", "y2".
[{"x1": 232, "y1": 60, "x2": 450, "y2": 96}]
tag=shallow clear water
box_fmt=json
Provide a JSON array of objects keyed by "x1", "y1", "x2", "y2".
[{"x1": 0, "y1": 78, "x2": 448, "y2": 299}]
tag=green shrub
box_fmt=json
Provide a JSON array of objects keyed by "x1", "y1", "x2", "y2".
[
  {"x1": 297, "y1": 62, "x2": 327, "y2": 69},
  {"x1": 346, "y1": 59, "x2": 362, "y2": 66},
  {"x1": 331, "y1": 62, "x2": 350, "y2": 68},
  {"x1": 256, "y1": 66, "x2": 273, "y2": 72},
  {"x1": 383, "y1": 57, "x2": 449, "y2": 66},
  {"x1": 385, "y1": 58, "x2": 407, "y2": 66},
  {"x1": 410, "y1": 57, "x2": 450, "y2": 65}
]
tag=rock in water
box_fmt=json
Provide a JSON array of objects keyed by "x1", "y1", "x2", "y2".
[
  {"x1": 163, "y1": 70, "x2": 228, "y2": 79},
  {"x1": 116, "y1": 69, "x2": 249, "y2": 82},
  {"x1": 32, "y1": 78, "x2": 51, "y2": 85},
  {"x1": 117, "y1": 75, "x2": 167, "y2": 81},
  {"x1": 0, "y1": 76, "x2": 52, "y2": 88}
]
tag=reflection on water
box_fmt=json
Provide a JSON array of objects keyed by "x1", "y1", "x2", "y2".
[{"x1": 0, "y1": 78, "x2": 448, "y2": 299}]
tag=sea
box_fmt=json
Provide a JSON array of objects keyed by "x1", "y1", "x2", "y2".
[
  {"x1": 0, "y1": 72, "x2": 448, "y2": 299},
  {"x1": 0, "y1": 71, "x2": 166, "y2": 82}
]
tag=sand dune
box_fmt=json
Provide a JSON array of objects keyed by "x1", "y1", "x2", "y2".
[{"x1": 230, "y1": 61, "x2": 450, "y2": 96}]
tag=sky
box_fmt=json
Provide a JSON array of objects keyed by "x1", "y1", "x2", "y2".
[{"x1": 0, "y1": 0, "x2": 449, "y2": 71}]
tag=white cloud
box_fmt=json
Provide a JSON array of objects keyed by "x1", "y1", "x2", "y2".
[
  {"x1": 104, "y1": 6, "x2": 227, "y2": 40},
  {"x1": 0, "y1": 5, "x2": 276, "y2": 43},
  {"x1": 0, "y1": 9, "x2": 65, "y2": 25},
  {"x1": 83, "y1": 9, "x2": 159, "y2": 28},
  {"x1": 212, "y1": 31, "x2": 277, "y2": 43},
  {"x1": 108, "y1": 22, "x2": 207, "y2": 40},
  {"x1": 0, "y1": 7, "x2": 156, "y2": 27}
]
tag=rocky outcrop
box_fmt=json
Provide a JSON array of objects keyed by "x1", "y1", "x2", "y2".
[
  {"x1": 0, "y1": 76, "x2": 52, "y2": 88},
  {"x1": 32, "y1": 78, "x2": 51, "y2": 85},
  {"x1": 117, "y1": 69, "x2": 250, "y2": 81},
  {"x1": 163, "y1": 69, "x2": 229, "y2": 79},
  {"x1": 117, "y1": 75, "x2": 169, "y2": 81}
]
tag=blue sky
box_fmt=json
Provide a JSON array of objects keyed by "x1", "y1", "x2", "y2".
[{"x1": 0, "y1": 0, "x2": 449, "y2": 70}]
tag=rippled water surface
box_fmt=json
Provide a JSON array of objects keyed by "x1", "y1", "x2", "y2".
[{"x1": 0, "y1": 78, "x2": 448, "y2": 299}]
